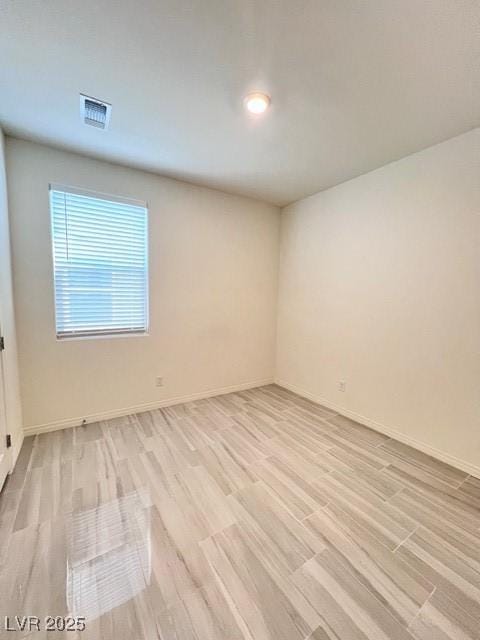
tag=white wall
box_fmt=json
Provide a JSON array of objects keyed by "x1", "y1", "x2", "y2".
[
  {"x1": 5, "y1": 130, "x2": 479, "y2": 475},
  {"x1": 277, "y1": 129, "x2": 480, "y2": 473},
  {"x1": 6, "y1": 138, "x2": 280, "y2": 431},
  {"x1": 0, "y1": 130, "x2": 23, "y2": 463}
]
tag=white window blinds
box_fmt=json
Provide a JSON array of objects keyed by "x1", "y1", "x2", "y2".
[{"x1": 50, "y1": 185, "x2": 148, "y2": 338}]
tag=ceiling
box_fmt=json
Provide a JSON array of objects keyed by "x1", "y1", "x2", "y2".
[{"x1": 1, "y1": 1, "x2": 478, "y2": 206}]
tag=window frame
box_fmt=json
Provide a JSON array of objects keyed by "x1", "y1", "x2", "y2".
[{"x1": 49, "y1": 183, "x2": 149, "y2": 341}]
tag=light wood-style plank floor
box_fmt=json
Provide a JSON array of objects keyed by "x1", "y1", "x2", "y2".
[{"x1": 0, "y1": 385, "x2": 479, "y2": 639}]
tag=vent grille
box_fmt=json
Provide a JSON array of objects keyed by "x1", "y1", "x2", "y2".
[
  {"x1": 84, "y1": 99, "x2": 107, "y2": 128},
  {"x1": 80, "y1": 94, "x2": 111, "y2": 130}
]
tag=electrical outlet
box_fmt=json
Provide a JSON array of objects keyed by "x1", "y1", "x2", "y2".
[
  {"x1": 155, "y1": 376, "x2": 164, "y2": 387},
  {"x1": 338, "y1": 380, "x2": 346, "y2": 392}
]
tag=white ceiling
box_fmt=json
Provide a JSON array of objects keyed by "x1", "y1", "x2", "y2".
[{"x1": 1, "y1": 0, "x2": 479, "y2": 206}]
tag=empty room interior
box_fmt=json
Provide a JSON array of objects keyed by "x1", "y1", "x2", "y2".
[{"x1": 0, "y1": 1, "x2": 479, "y2": 638}]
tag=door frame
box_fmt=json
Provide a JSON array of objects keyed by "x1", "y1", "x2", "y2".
[{"x1": 0, "y1": 325, "x2": 11, "y2": 491}]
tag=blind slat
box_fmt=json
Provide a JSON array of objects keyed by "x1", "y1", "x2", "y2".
[{"x1": 50, "y1": 187, "x2": 148, "y2": 338}]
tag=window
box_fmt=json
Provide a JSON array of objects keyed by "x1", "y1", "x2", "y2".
[{"x1": 50, "y1": 185, "x2": 148, "y2": 338}]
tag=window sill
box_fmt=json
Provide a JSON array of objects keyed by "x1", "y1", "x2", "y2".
[{"x1": 56, "y1": 331, "x2": 149, "y2": 342}]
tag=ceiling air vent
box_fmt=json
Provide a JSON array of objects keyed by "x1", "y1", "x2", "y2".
[{"x1": 80, "y1": 94, "x2": 111, "y2": 130}]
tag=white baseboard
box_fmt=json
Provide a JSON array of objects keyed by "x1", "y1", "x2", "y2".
[
  {"x1": 275, "y1": 379, "x2": 480, "y2": 480},
  {"x1": 23, "y1": 377, "x2": 274, "y2": 437}
]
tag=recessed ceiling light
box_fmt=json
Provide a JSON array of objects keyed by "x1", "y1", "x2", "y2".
[{"x1": 244, "y1": 92, "x2": 270, "y2": 115}]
